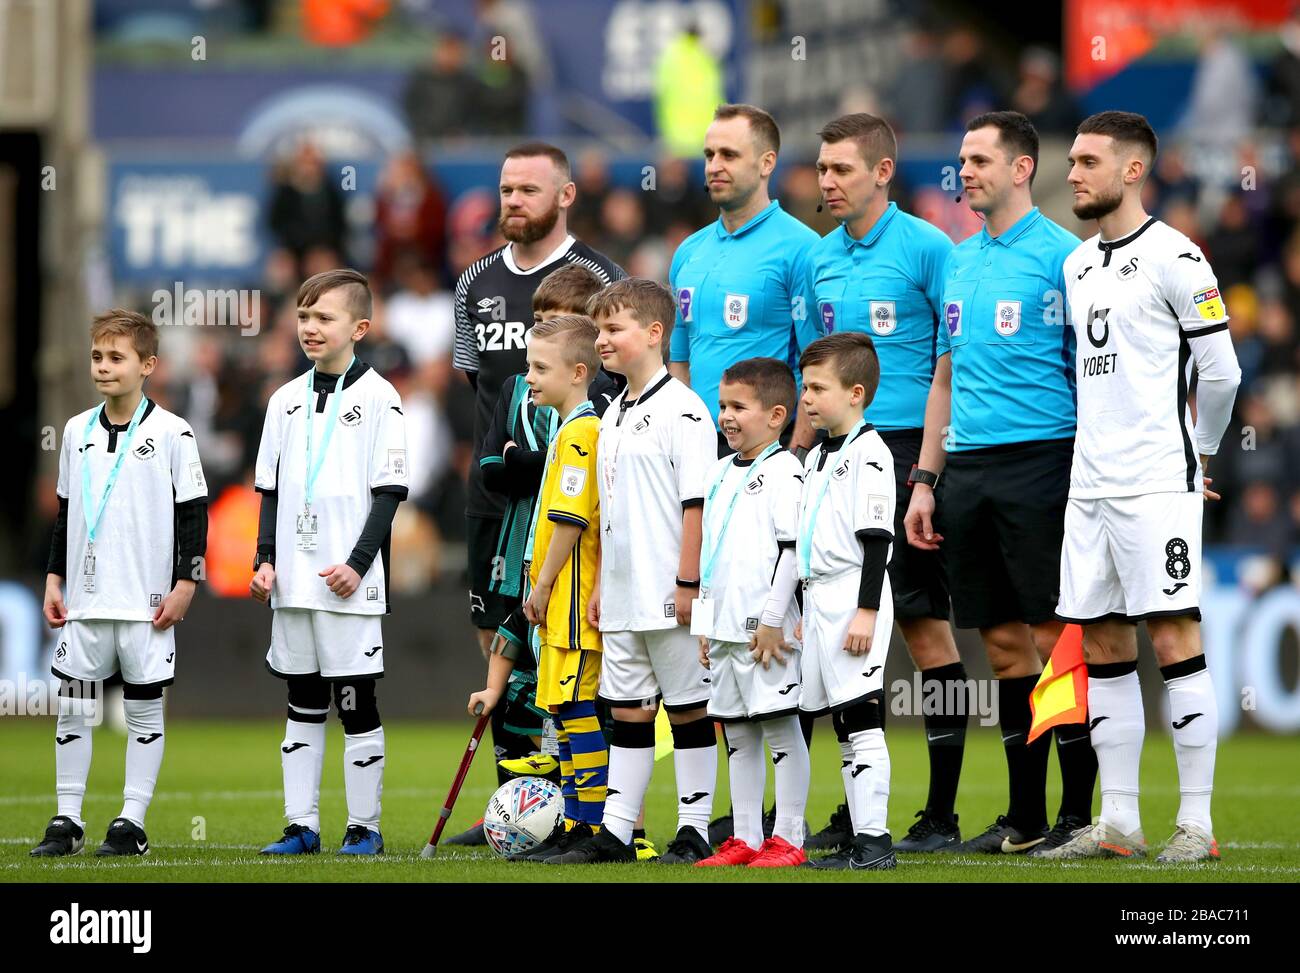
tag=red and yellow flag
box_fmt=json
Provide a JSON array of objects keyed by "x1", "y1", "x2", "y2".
[{"x1": 1028, "y1": 624, "x2": 1088, "y2": 743}]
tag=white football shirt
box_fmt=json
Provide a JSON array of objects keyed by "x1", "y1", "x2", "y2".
[
  {"x1": 798, "y1": 425, "x2": 895, "y2": 580},
  {"x1": 1065, "y1": 218, "x2": 1237, "y2": 499},
  {"x1": 700, "y1": 447, "x2": 803, "y2": 643},
  {"x1": 597, "y1": 366, "x2": 718, "y2": 631},
  {"x1": 254, "y1": 364, "x2": 408, "y2": 615},
  {"x1": 57, "y1": 401, "x2": 208, "y2": 622}
]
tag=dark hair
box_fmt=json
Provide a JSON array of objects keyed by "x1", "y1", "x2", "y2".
[
  {"x1": 91, "y1": 308, "x2": 158, "y2": 361},
  {"x1": 587, "y1": 277, "x2": 677, "y2": 347},
  {"x1": 504, "y1": 141, "x2": 571, "y2": 181},
  {"x1": 297, "y1": 268, "x2": 372, "y2": 320},
  {"x1": 967, "y1": 110, "x2": 1039, "y2": 186},
  {"x1": 533, "y1": 264, "x2": 605, "y2": 314},
  {"x1": 713, "y1": 103, "x2": 781, "y2": 156},
  {"x1": 818, "y1": 112, "x2": 898, "y2": 172},
  {"x1": 1077, "y1": 110, "x2": 1159, "y2": 167},
  {"x1": 528, "y1": 313, "x2": 601, "y2": 378},
  {"x1": 798, "y1": 332, "x2": 879, "y2": 405},
  {"x1": 721, "y1": 357, "x2": 797, "y2": 419}
]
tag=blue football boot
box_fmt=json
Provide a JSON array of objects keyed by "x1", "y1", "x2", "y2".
[
  {"x1": 338, "y1": 824, "x2": 384, "y2": 855},
  {"x1": 259, "y1": 823, "x2": 321, "y2": 855}
]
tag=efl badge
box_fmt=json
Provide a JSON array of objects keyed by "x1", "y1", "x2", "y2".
[
  {"x1": 869, "y1": 301, "x2": 897, "y2": 336},
  {"x1": 388, "y1": 449, "x2": 407, "y2": 477},
  {"x1": 677, "y1": 286, "x2": 695, "y2": 322},
  {"x1": 994, "y1": 300, "x2": 1021, "y2": 336},
  {"x1": 819, "y1": 300, "x2": 836, "y2": 333},
  {"x1": 869, "y1": 494, "x2": 889, "y2": 524},
  {"x1": 724, "y1": 293, "x2": 749, "y2": 329},
  {"x1": 944, "y1": 300, "x2": 962, "y2": 338},
  {"x1": 1193, "y1": 286, "x2": 1225, "y2": 321},
  {"x1": 190, "y1": 461, "x2": 206, "y2": 489},
  {"x1": 561, "y1": 464, "x2": 586, "y2": 497}
]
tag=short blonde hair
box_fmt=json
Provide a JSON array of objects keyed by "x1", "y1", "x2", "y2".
[
  {"x1": 529, "y1": 313, "x2": 601, "y2": 379},
  {"x1": 90, "y1": 308, "x2": 158, "y2": 361}
]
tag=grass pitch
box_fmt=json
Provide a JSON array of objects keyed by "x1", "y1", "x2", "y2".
[{"x1": 2, "y1": 719, "x2": 1296, "y2": 882}]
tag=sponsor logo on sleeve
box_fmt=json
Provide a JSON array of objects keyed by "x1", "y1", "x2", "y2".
[
  {"x1": 1192, "y1": 286, "x2": 1225, "y2": 321},
  {"x1": 944, "y1": 300, "x2": 962, "y2": 337},
  {"x1": 677, "y1": 287, "x2": 695, "y2": 322},
  {"x1": 819, "y1": 300, "x2": 836, "y2": 333}
]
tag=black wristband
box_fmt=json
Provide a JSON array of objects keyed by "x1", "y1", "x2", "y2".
[{"x1": 675, "y1": 577, "x2": 700, "y2": 589}]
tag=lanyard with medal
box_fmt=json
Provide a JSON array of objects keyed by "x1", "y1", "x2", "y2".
[
  {"x1": 79, "y1": 396, "x2": 149, "y2": 592},
  {"x1": 690, "y1": 440, "x2": 782, "y2": 636},
  {"x1": 797, "y1": 418, "x2": 867, "y2": 581},
  {"x1": 298, "y1": 356, "x2": 354, "y2": 552}
]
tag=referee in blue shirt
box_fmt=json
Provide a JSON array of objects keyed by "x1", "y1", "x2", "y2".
[
  {"x1": 803, "y1": 113, "x2": 968, "y2": 854},
  {"x1": 668, "y1": 103, "x2": 821, "y2": 452},
  {"x1": 905, "y1": 112, "x2": 1098, "y2": 856}
]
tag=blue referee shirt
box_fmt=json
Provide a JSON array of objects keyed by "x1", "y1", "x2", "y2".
[
  {"x1": 937, "y1": 206, "x2": 1078, "y2": 450},
  {"x1": 807, "y1": 202, "x2": 953, "y2": 431},
  {"x1": 669, "y1": 200, "x2": 820, "y2": 423}
]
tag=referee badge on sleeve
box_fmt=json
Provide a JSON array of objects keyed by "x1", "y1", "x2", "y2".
[
  {"x1": 994, "y1": 300, "x2": 1021, "y2": 336},
  {"x1": 724, "y1": 293, "x2": 749, "y2": 329},
  {"x1": 819, "y1": 301, "x2": 836, "y2": 333},
  {"x1": 944, "y1": 301, "x2": 963, "y2": 337},
  {"x1": 561, "y1": 465, "x2": 586, "y2": 497},
  {"x1": 677, "y1": 287, "x2": 695, "y2": 322}
]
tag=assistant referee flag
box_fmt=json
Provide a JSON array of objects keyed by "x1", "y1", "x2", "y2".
[{"x1": 1027, "y1": 624, "x2": 1087, "y2": 743}]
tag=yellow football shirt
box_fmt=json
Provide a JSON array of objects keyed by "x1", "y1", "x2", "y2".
[{"x1": 529, "y1": 411, "x2": 601, "y2": 652}]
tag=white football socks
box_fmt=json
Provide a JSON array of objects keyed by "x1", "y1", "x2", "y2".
[
  {"x1": 846, "y1": 728, "x2": 890, "y2": 837},
  {"x1": 121, "y1": 697, "x2": 165, "y2": 828},
  {"x1": 1165, "y1": 664, "x2": 1217, "y2": 834},
  {"x1": 1088, "y1": 669, "x2": 1145, "y2": 835},
  {"x1": 724, "y1": 721, "x2": 766, "y2": 849},
  {"x1": 54, "y1": 694, "x2": 96, "y2": 829},
  {"x1": 282, "y1": 714, "x2": 326, "y2": 832},
  {"x1": 603, "y1": 743, "x2": 655, "y2": 845},
  {"x1": 343, "y1": 727, "x2": 385, "y2": 830},
  {"x1": 762, "y1": 715, "x2": 810, "y2": 846}
]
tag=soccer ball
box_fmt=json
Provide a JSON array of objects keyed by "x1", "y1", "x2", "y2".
[{"x1": 482, "y1": 776, "x2": 563, "y2": 859}]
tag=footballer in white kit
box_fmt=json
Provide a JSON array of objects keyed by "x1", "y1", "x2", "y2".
[
  {"x1": 1056, "y1": 219, "x2": 1237, "y2": 623},
  {"x1": 700, "y1": 447, "x2": 805, "y2": 722},
  {"x1": 797, "y1": 426, "x2": 896, "y2": 715},
  {"x1": 254, "y1": 361, "x2": 409, "y2": 679},
  {"x1": 1045, "y1": 112, "x2": 1241, "y2": 864},
  {"x1": 53, "y1": 401, "x2": 208, "y2": 687},
  {"x1": 595, "y1": 367, "x2": 717, "y2": 709}
]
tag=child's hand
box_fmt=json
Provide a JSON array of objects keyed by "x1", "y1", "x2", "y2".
[
  {"x1": 154, "y1": 580, "x2": 196, "y2": 631},
  {"x1": 794, "y1": 618, "x2": 803, "y2": 642},
  {"x1": 586, "y1": 587, "x2": 600, "y2": 627},
  {"x1": 748, "y1": 624, "x2": 789, "y2": 670},
  {"x1": 843, "y1": 608, "x2": 876, "y2": 656},
  {"x1": 43, "y1": 575, "x2": 67, "y2": 629},
  {"x1": 524, "y1": 582, "x2": 551, "y2": 625},
  {"x1": 319, "y1": 564, "x2": 361, "y2": 599},
  {"x1": 468, "y1": 687, "x2": 501, "y2": 717},
  {"x1": 250, "y1": 563, "x2": 275, "y2": 603},
  {"x1": 673, "y1": 585, "x2": 694, "y2": 626},
  {"x1": 698, "y1": 635, "x2": 710, "y2": 669}
]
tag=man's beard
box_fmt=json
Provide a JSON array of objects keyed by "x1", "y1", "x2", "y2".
[
  {"x1": 1073, "y1": 181, "x2": 1123, "y2": 222},
  {"x1": 499, "y1": 196, "x2": 561, "y2": 244}
]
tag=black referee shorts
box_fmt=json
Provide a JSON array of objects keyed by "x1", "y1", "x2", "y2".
[
  {"x1": 880, "y1": 429, "x2": 950, "y2": 621},
  {"x1": 466, "y1": 514, "x2": 519, "y2": 630},
  {"x1": 935, "y1": 437, "x2": 1072, "y2": 630}
]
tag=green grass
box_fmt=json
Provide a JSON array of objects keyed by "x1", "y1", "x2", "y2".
[{"x1": 3, "y1": 719, "x2": 1297, "y2": 882}]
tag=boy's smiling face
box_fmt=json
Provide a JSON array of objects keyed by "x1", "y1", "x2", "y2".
[
  {"x1": 594, "y1": 306, "x2": 659, "y2": 376},
  {"x1": 718, "y1": 380, "x2": 784, "y2": 456},
  {"x1": 525, "y1": 335, "x2": 576, "y2": 410}
]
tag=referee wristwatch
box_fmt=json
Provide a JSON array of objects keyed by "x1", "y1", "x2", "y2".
[{"x1": 907, "y1": 465, "x2": 940, "y2": 489}]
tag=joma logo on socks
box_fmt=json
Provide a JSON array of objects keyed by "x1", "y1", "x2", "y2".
[{"x1": 49, "y1": 903, "x2": 151, "y2": 953}]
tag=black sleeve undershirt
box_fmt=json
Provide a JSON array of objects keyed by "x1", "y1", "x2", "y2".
[
  {"x1": 856, "y1": 530, "x2": 891, "y2": 610},
  {"x1": 174, "y1": 498, "x2": 209, "y2": 581},
  {"x1": 256, "y1": 488, "x2": 278, "y2": 566},
  {"x1": 483, "y1": 445, "x2": 546, "y2": 497},
  {"x1": 346, "y1": 487, "x2": 408, "y2": 577},
  {"x1": 47, "y1": 496, "x2": 69, "y2": 576}
]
